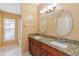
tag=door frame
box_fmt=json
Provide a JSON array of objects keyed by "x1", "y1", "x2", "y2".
[
  {"x1": 0, "y1": 11, "x2": 2, "y2": 47},
  {"x1": 1, "y1": 12, "x2": 19, "y2": 46}
]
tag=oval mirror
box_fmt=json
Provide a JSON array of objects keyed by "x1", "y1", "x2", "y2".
[
  {"x1": 55, "y1": 10, "x2": 72, "y2": 36},
  {"x1": 39, "y1": 16, "x2": 47, "y2": 34}
]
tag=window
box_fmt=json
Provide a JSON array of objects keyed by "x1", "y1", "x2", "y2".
[{"x1": 4, "y1": 18, "x2": 16, "y2": 41}]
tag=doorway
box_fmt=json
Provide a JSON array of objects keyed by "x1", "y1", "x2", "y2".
[{"x1": 1, "y1": 12, "x2": 19, "y2": 46}]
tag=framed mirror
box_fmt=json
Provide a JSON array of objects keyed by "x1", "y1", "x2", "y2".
[
  {"x1": 55, "y1": 10, "x2": 72, "y2": 37},
  {"x1": 39, "y1": 16, "x2": 47, "y2": 34}
]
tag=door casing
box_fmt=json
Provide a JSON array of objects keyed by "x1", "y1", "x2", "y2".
[{"x1": 1, "y1": 12, "x2": 19, "y2": 46}]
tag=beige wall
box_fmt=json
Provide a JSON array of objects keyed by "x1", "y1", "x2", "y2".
[
  {"x1": 38, "y1": 3, "x2": 79, "y2": 41},
  {"x1": 22, "y1": 3, "x2": 39, "y2": 53}
]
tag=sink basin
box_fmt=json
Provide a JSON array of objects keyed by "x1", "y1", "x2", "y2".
[
  {"x1": 33, "y1": 36, "x2": 42, "y2": 39},
  {"x1": 50, "y1": 41, "x2": 68, "y2": 49}
]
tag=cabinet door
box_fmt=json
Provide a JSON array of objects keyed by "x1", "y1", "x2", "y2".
[
  {"x1": 36, "y1": 47, "x2": 40, "y2": 56},
  {"x1": 29, "y1": 39, "x2": 37, "y2": 56},
  {"x1": 40, "y1": 49, "x2": 48, "y2": 56},
  {"x1": 31, "y1": 43, "x2": 37, "y2": 56},
  {"x1": 29, "y1": 38, "x2": 40, "y2": 56}
]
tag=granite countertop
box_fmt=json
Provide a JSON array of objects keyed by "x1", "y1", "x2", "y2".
[{"x1": 29, "y1": 34, "x2": 79, "y2": 56}]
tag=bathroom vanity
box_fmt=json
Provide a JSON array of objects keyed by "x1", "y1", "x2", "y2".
[
  {"x1": 29, "y1": 34, "x2": 69, "y2": 56},
  {"x1": 29, "y1": 34, "x2": 79, "y2": 56}
]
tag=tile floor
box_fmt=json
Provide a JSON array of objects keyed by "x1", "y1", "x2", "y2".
[
  {"x1": 22, "y1": 52, "x2": 31, "y2": 56},
  {"x1": 0, "y1": 44, "x2": 31, "y2": 56}
]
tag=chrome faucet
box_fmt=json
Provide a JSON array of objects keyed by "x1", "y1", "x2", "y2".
[
  {"x1": 56, "y1": 37, "x2": 66, "y2": 43},
  {"x1": 57, "y1": 37, "x2": 62, "y2": 42}
]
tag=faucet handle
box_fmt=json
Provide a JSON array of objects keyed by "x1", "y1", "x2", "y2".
[
  {"x1": 56, "y1": 37, "x2": 65, "y2": 42},
  {"x1": 56, "y1": 37, "x2": 61, "y2": 41}
]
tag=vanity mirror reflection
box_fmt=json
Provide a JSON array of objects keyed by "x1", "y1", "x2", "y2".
[{"x1": 55, "y1": 10, "x2": 72, "y2": 37}]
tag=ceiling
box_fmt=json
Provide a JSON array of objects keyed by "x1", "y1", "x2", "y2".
[{"x1": 0, "y1": 3, "x2": 21, "y2": 15}]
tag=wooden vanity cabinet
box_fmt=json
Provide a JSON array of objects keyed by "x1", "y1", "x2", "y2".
[{"x1": 29, "y1": 37, "x2": 69, "y2": 56}]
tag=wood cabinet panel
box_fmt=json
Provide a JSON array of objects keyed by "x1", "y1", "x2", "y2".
[{"x1": 40, "y1": 49, "x2": 48, "y2": 56}]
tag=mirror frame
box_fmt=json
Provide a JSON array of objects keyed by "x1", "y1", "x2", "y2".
[{"x1": 55, "y1": 10, "x2": 73, "y2": 37}]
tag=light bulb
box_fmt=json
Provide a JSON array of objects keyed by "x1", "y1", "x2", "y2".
[
  {"x1": 47, "y1": 5, "x2": 52, "y2": 10},
  {"x1": 40, "y1": 10, "x2": 43, "y2": 13},
  {"x1": 43, "y1": 8, "x2": 47, "y2": 12},
  {"x1": 40, "y1": 10, "x2": 45, "y2": 14}
]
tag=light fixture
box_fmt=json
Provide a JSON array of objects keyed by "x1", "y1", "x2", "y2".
[
  {"x1": 52, "y1": 3, "x2": 58, "y2": 11},
  {"x1": 40, "y1": 3, "x2": 58, "y2": 14}
]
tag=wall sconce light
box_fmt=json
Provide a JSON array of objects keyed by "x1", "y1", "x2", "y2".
[{"x1": 40, "y1": 3, "x2": 58, "y2": 14}]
